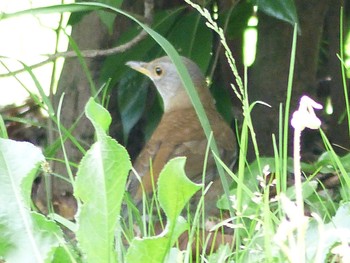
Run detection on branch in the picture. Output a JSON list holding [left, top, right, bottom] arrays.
[[49, 30, 148, 59], [0, 0, 154, 78]]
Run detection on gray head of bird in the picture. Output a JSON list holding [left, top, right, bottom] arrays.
[[126, 56, 214, 112]]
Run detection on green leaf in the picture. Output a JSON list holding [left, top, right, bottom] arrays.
[[126, 158, 197, 263], [285, 181, 318, 200], [166, 216, 189, 245], [210, 81, 234, 123], [158, 157, 201, 223], [126, 236, 170, 263], [85, 97, 112, 134], [223, 2, 254, 39], [117, 71, 148, 143], [143, 97, 163, 141], [315, 152, 350, 174], [256, 0, 299, 27], [125, 217, 188, 263], [0, 138, 62, 263], [75, 99, 131, 263], [52, 246, 79, 263]]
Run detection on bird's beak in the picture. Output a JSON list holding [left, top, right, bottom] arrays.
[[126, 61, 151, 77]]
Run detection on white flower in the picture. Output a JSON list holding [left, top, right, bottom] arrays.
[[291, 95, 323, 131]]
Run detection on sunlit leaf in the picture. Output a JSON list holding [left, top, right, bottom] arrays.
[[158, 157, 201, 222], [125, 157, 197, 263], [75, 99, 131, 263], [0, 139, 62, 263], [126, 236, 170, 263]]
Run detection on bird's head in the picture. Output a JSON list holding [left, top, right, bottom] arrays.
[[126, 56, 213, 112]]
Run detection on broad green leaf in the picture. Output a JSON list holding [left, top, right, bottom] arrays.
[[256, 0, 299, 28], [117, 71, 148, 143], [158, 157, 201, 223], [125, 217, 188, 263], [166, 216, 189, 245], [75, 99, 131, 263], [52, 245, 79, 263], [0, 138, 62, 263], [126, 158, 196, 263], [126, 236, 170, 263], [85, 97, 112, 135]]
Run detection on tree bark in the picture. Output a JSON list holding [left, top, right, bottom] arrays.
[[35, 12, 110, 218], [248, 0, 331, 159], [324, 0, 349, 154]]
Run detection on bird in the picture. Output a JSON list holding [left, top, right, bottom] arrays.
[[125, 56, 237, 218]]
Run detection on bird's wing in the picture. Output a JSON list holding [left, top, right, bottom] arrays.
[[171, 139, 213, 183], [127, 138, 175, 203], [127, 107, 236, 205]]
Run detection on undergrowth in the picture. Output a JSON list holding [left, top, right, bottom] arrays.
[[0, 2, 350, 263]]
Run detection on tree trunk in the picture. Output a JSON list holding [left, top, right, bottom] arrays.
[[325, 0, 349, 154], [248, 0, 331, 159], [35, 12, 110, 218]]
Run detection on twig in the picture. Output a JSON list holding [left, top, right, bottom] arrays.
[[49, 30, 148, 59], [0, 0, 154, 77]]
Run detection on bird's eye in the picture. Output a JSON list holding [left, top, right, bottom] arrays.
[[154, 66, 163, 76]]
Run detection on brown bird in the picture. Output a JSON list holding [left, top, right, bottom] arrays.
[[125, 56, 237, 217]]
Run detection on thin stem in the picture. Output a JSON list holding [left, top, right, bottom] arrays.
[[293, 127, 305, 263]]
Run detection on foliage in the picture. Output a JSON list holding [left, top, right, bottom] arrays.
[[74, 99, 131, 263], [0, 139, 62, 263], [0, 99, 201, 263], [0, 1, 350, 263], [254, 0, 299, 29], [126, 157, 200, 263], [1, 96, 350, 262]]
